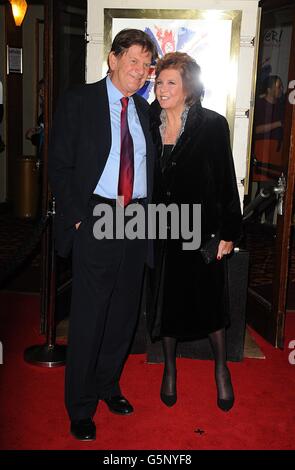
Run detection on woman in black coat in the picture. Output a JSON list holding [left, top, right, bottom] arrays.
[[149, 52, 242, 411]]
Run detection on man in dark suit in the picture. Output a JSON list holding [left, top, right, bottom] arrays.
[[48, 29, 157, 441]]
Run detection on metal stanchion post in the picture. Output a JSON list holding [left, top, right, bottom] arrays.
[[24, 197, 67, 367]]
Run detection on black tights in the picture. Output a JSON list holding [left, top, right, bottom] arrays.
[[161, 337, 177, 396], [208, 328, 233, 400], [161, 328, 233, 400]]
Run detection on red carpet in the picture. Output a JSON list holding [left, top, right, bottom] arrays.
[[0, 292, 295, 450]]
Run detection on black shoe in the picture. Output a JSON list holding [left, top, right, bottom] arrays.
[[70, 418, 96, 441], [215, 366, 235, 412], [160, 370, 177, 407], [160, 392, 177, 407], [217, 396, 235, 412], [104, 395, 134, 415]]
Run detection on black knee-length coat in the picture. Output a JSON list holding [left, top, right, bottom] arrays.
[[148, 100, 242, 340]]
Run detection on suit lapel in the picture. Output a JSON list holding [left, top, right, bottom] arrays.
[[88, 79, 112, 190]]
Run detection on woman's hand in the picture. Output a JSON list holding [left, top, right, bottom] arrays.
[[217, 240, 233, 260]]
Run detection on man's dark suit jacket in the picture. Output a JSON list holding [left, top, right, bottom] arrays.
[[48, 77, 155, 264]]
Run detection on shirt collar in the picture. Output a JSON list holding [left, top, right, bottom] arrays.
[[106, 75, 134, 106]]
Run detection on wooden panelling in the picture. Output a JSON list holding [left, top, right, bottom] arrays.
[[5, 3, 23, 203]]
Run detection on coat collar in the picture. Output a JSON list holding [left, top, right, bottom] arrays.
[[184, 101, 206, 136], [151, 99, 206, 161], [151, 100, 205, 136]]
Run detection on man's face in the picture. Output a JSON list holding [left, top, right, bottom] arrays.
[[109, 45, 152, 96], [269, 79, 283, 100], [274, 79, 283, 99]]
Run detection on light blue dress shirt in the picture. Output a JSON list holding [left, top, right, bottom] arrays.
[[93, 76, 147, 199]]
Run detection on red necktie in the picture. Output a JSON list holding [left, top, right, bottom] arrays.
[[118, 97, 134, 206]]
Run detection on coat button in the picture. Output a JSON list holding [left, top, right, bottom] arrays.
[[166, 191, 171, 196], [171, 162, 176, 166]]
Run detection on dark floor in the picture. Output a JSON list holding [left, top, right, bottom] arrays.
[[0, 207, 72, 299], [0, 209, 41, 292]]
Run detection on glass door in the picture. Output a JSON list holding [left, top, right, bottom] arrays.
[[244, 1, 295, 347]]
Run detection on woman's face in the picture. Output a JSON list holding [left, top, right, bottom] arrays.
[[155, 68, 186, 112]]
